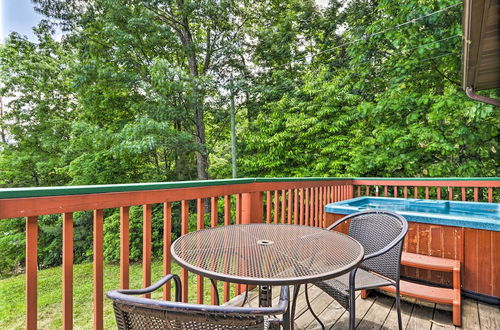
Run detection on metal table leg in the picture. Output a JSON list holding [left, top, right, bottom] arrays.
[[304, 284, 325, 330]]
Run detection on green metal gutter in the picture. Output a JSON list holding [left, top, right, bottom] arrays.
[[0, 177, 498, 200]]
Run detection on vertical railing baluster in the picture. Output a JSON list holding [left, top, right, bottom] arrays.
[[357, 186, 361, 197], [120, 207, 130, 290], [294, 189, 299, 224], [404, 186, 408, 198], [375, 185, 379, 197], [325, 186, 328, 224], [281, 190, 286, 224], [287, 189, 292, 224], [425, 187, 429, 199], [26, 216, 38, 330], [461, 187, 466, 201], [384, 186, 388, 197], [318, 187, 322, 227], [93, 210, 104, 330], [236, 194, 242, 224], [437, 187, 441, 200], [414, 186, 418, 198], [223, 196, 230, 302], [449, 187, 453, 200], [163, 202, 172, 301], [181, 200, 189, 302], [274, 190, 279, 224], [365, 186, 369, 196], [143, 204, 152, 298], [63, 212, 73, 330], [320, 187, 324, 226], [299, 188, 304, 225], [312, 188, 317, 225], [313, 188, 317, 226], [311, 187, 316, 225], [394, 186, 398, 198], [473, 188, 478, 202], [266, 191, 271, 224], [210, 197, 218, 305], [305, 188, 310, 226], [488, 187, 493, 203], [196, 199, 204, 304]]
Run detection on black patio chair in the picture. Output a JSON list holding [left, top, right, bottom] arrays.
[[107, 274, 291, 330], [313, 210, 408, 330]]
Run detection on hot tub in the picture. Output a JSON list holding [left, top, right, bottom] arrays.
[[325, 197, 500, 303]]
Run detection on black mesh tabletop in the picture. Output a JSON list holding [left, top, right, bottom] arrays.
[[171, 224, 364, 285]]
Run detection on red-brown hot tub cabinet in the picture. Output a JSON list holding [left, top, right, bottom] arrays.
[[325, 196, 500, 303], [326, 214, 499, 301]]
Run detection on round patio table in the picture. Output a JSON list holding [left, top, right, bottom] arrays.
[[171, 223, 364, 329]]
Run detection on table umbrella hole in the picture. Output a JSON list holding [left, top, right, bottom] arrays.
[[257, 240, 274, 246]]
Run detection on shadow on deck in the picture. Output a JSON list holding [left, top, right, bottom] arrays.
[[224, 285, 499, 329]]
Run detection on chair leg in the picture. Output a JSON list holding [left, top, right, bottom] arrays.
[[348, 295, 356, 330], [282, 291, 291, 330], [395, 285, 403, 330], [348, 271, 356, 330]]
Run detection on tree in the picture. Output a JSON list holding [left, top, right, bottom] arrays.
[[0, 22, 76, 187], [33, 0, 262, 181]]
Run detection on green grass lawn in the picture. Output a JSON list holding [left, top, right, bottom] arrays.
[[0, 261, 235, 329]]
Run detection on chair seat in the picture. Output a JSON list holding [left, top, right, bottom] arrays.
[[314, 269, 393, 308]]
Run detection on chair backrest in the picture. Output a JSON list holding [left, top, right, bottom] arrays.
[[107, 285, 289, 330], [346, 210, 408, 281], [112, 301, 265, 330]]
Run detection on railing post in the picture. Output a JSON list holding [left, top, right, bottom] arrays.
[[241, 192, 263, 224], [26, 216, 38, 330], [241, 192, 263, 293]]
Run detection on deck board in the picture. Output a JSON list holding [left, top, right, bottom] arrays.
[[477, 301, 500, 330], [356, 294, 394, 329], [463, 299, 481, 330], [381, 296, 415, 329], [225, 288, 495, 329]]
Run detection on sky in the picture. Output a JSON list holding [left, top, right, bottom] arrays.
[[1, 0, 46, 41]]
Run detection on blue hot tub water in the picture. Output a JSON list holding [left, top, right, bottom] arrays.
[[325, 197, 500, 231]]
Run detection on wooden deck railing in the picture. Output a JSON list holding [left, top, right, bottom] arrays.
[[351, 178, 498, 202], [0, 177, 498, 329]]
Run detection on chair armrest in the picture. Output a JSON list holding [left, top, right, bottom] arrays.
[[108, 274, 182, 302]]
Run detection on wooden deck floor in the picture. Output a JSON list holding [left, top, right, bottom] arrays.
[[225, 286, 499, 329]]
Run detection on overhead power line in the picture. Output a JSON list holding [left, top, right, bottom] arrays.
[[322, 2, 462, 55], [353, 34, 461, 66], [272, 2, 461, 69]]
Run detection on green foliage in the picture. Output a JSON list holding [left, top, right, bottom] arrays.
[[0, 22, 76, 187]]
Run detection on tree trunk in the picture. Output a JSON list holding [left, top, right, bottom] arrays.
[[176, 4, 209, 181]]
